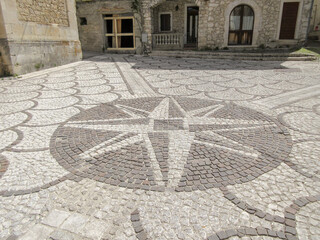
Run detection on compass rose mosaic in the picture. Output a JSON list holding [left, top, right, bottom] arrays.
[[50, 97, 292, 192]]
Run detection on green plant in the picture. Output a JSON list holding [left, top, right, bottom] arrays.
[[35, 63, 42, 70], [294, 47, 320, 59], [2, 69, 12, 77], [131, 0, 141, 12]]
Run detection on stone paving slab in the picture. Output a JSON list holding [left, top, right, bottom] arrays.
[[0, 54, 319, 240]]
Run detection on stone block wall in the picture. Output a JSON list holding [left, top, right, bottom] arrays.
[[141, 0, 201, 47], [296, 0, 313, 40], [8, 40, 82, 74], [0, 0, 82, 76], [0, 39, 12, 77], [309, 0, 320, 39], [312, 0, 320, 28], [195, 0, 312, 48], [16, 0, 69, 26], [200, 0, 269, 48], [0, 4, 12, 76], [8, 0, 310, 65], [142, 0, 312, 50], [76, 2, 105, 53], [152, 0, 195, 34]]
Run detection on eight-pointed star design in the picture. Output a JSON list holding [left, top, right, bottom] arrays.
[[51, 97, 291, 191]]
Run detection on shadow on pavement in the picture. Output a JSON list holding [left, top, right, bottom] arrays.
[[83, 53, 294, 71]]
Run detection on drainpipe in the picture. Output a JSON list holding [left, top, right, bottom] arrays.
[[305, 0, 315, 45]]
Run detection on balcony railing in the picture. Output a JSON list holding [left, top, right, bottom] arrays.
[[152, 33, 184, 49]]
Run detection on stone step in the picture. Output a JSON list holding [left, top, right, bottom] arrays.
[[150, 50, 318, 61]]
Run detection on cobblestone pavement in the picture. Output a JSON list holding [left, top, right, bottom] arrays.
[[0, 54, 319, 240]]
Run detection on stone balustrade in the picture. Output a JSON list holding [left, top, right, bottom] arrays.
[[152, 33, 184, 49]]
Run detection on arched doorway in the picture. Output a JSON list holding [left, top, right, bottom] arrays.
[[228, 5, 254, 45]]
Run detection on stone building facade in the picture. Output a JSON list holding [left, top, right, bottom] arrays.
[[309, 0, 320, 39], [0, 0, 82, 77], [76, 0, 142, 53], [76, 0, 313, 53]]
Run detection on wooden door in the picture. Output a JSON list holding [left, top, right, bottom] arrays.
[[279, 2, 299, 39], [187, 7, 199, 44]]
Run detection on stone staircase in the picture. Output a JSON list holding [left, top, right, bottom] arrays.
[[150, 50, 318, 61]]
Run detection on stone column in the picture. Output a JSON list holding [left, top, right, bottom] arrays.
[[300, 0, 313, 41], [142, 2, 153, 47], [197, 0, 209, 49], [142, 0, 168, 50]]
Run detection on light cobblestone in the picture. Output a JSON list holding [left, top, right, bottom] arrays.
[[0, 56, 319, 240]]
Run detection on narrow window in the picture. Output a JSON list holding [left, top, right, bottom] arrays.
[[160, 13, 171, 32], [228, 5, 254, 45], [105, 15, 113, 48], [80, 17, 87, 26]]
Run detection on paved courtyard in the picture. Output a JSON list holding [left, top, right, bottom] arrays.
[[0, 54, 320, 240]]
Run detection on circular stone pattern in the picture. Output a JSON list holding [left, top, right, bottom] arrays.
[[50, 97, 292, 192]]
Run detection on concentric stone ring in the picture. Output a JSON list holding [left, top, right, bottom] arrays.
[[50, 97, 292, 191]]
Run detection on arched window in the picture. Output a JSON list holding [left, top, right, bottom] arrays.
[[228, 5, 254, 45]]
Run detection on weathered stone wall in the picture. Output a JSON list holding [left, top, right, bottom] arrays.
[[193, 0, 312, 48], [0, 4, 5, 39], [152, 0, 195, 34], [312, 0, 320, 27], [77, 0, 313, 53], [0, 2, 12, 76], [0, 39, 12, 77], [297, 0, 314, 40], [0, 0, 82, 76], [76, 0, 142, 53], [7, 40, 82, 74], [143, 0, 313, 49], [2, 0, 79, 42], [202, 0, 269, 48], [16, 0, 69, 26], [309, 0, 320, 38], [142, 0, 201, 47]]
